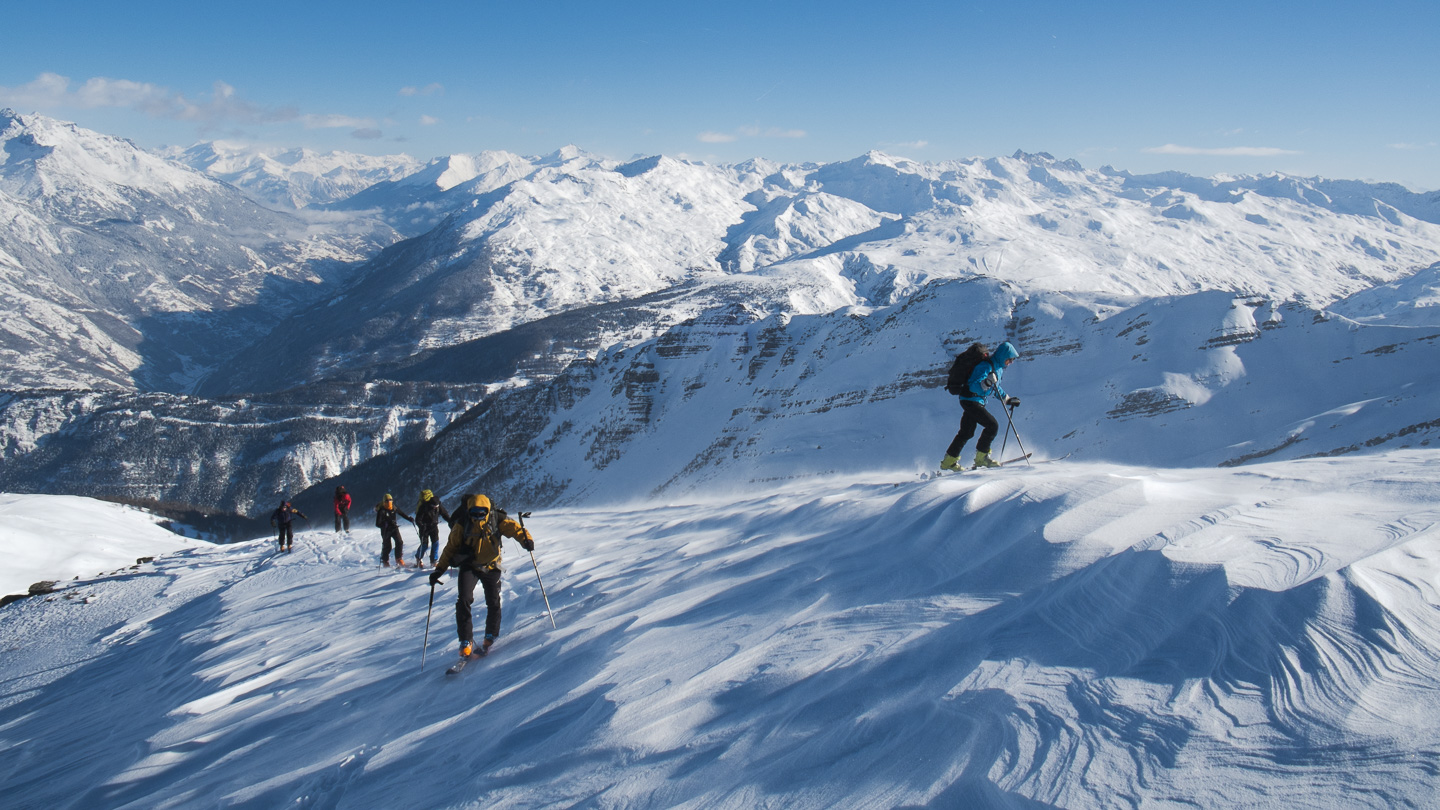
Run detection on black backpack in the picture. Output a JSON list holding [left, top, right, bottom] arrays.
[[453, 507, 508, 570], [945, 343, 989, 396]]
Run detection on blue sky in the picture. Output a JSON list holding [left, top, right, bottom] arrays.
[[4, 0, 1437, 188]]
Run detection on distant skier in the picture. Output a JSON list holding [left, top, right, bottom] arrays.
[[941, 341, 1022, 471], [334, 485, 352, 533], [375, 494, 416, 567], [270, 500, 308, 553], [428, 494, 534, 660], [412, 489, 451, 568]]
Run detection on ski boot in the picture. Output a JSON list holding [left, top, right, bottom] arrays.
[[974, 450, 1001, 469], [482, 635, 495, 654], [940, 454, 962, 471], [460, 640, 476, 658]]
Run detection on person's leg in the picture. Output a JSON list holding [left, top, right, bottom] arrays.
[[456, 568, 479, 646], [380, 528, 394, 564], [974, 405, 1000, 453], [480, 567, 504, 645], [946, 401, 983, 458]]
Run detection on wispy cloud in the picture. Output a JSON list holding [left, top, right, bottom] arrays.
[[419, 115, 441, 126], [737, 125, 807, 139], [0, 72, 398, 140], [399, 83, 444, 97], [0, 72, 297, 126], [1145, 144, 1300, 157], [698, 125, 807, 144], [300, 113, 376, 130], [1388, 142, 1436, 150]]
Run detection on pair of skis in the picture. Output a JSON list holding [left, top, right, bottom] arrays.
[[445, 647, 487, 675], [927, 453, 1031, 478]]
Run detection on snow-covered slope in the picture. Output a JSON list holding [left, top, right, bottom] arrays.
[[0, 110, 386, 391], [163, 141, 423, 210], [3, 451, 1439, 807], [0, 494, 202, 597], [325, 272, 1440, 510]]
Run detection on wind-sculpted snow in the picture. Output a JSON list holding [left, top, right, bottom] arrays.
[[3, 452, 1438, 807]]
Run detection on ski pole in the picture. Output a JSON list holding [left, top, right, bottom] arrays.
[[517, 512, 556, 629], [420, 582, 435, 672], [998, 402, 1011, 461], [420, 581, 436, 670], [1003, 403, 1032, 466]]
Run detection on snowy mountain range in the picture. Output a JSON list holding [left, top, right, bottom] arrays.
[[0, 110, 396, 392], [2, 109, 1439, 517], [160, 140, 422, 211], [5, 111, 1440, 808]]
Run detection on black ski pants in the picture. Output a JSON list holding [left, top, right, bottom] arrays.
[[334, 511, 349, 532], [947, 399, 999, 457], [416, 523, 441, 563], [380, 526, 404, 563], [276, 523, 294, 548], [456, 566, 503, 643]]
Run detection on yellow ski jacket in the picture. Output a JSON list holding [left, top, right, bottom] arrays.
[[434, 494, 531, 574]]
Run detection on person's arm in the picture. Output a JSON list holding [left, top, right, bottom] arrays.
[[500, 518, 534, 551], [430, 523, 464, 582]]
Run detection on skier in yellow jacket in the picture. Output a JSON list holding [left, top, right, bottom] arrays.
[[428, 494, 533, 659]]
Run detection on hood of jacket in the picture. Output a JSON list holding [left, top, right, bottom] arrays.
[[992, 341, 1020, 366]]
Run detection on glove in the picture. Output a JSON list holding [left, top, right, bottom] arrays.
[[1004, 396, 1021, 408], [428, 570, 443, 586], [519, 532, 535, 552]]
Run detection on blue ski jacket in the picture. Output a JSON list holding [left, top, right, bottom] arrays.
[[959, 341, 1020, 405]]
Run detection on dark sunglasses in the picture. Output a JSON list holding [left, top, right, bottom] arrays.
[[469, 506, 490, 520]]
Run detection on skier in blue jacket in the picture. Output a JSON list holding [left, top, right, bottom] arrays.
[[941, 341, 1021, 470]]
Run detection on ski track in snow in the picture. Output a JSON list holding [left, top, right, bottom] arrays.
[[3, 452, 1440, 808]]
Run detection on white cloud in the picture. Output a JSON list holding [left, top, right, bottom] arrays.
[[1145, 144, 1300, 157], [0, 72, 71, 108], [399, 83, 444, 97], [301, 113, 375, 130], [700, 125, 807, 144], [0, 72, 296, 126], [419, 114, 441, 126], [738, 125, 807, 139], [1388, 142, 1437, 150]]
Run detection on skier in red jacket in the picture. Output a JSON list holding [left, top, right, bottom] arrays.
[[334, 485, 352, 533]]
